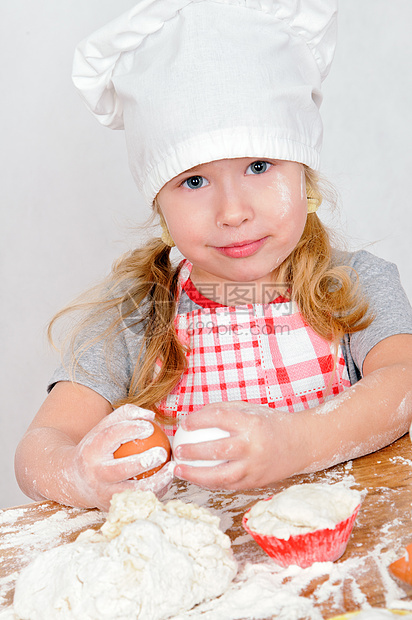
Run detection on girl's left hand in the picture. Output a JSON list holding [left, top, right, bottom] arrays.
[[173, 401, 301, 489]]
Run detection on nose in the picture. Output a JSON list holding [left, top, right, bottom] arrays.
[[216, 184, 253, 228]]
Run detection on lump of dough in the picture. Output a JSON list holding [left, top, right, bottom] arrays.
[[12, 490, 238, 620], [246, 483, 361, 539]]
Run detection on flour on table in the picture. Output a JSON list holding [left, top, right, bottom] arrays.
[[246, 483, 361, 538], [173, 562, 326, 620], [10, 491, 237, 620], [0, 504, 105, 609]]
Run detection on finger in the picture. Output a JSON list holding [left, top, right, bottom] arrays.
[[107, 420, 156, 451], [176, 457, 255, 490], [83, 420, 155, 454], [174, 436, 239, 463], [174, 460, 239, 490], [112, 403, 156, 422], [181, 404, 240, 432], [101, 446, 170, 482], [92, 404, 156, 434]]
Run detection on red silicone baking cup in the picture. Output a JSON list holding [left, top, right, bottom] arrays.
[[242, 501, 360, 569]]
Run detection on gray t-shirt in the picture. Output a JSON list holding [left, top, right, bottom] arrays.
[[48, 250, 412, 404]]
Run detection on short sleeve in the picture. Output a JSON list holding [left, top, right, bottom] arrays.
[[48, 310, 145, 406], [343, 250, 412, 377]]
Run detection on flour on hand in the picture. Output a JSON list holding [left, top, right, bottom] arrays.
[[11, 490, 237, 620]]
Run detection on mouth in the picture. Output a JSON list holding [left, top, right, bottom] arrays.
[[213, 237, 268, 259]]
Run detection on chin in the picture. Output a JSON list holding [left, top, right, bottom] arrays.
[[224, 266, 274, 283]]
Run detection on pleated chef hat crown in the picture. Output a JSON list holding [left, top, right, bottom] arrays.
[[73, 0, 337, 205]]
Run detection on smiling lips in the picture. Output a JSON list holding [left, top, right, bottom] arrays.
[[214, 237, 268, 259]]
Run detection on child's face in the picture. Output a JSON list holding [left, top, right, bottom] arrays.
[[157, 158, 307, 287]]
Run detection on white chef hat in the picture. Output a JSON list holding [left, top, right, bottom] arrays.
[[73, 0, 337, 205]]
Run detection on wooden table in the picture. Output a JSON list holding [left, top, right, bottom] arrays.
[[2, 435, 412, 618]]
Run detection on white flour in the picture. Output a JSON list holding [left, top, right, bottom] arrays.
[[0, 504, 105, 608], [170, 473, 409, 619], [172, 550, 407, 620], [8, 491, 237, 620], [0, 509, 104, 555], [1, 466, 411, 619], [174, 562, 325, 620]]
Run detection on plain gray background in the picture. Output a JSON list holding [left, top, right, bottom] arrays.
[[1, 0, 411, 508]]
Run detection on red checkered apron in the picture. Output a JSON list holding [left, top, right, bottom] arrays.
[[158, 261, 350, 434]]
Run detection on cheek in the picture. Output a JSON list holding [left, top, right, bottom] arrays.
[[273, 198, 307, 251], [166, 211, 210, 257], [291, 199, 308, 229], [168, 212, 203, 241], [267, 174, 306, 222], [268, 180, 293, 220], [290, 198, 308, 236], [269, 187, 307, 227], [162, 206, 195, 235]]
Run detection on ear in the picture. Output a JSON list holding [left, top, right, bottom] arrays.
[[159, 215, 175, 248], [306, 175, 323, 213]]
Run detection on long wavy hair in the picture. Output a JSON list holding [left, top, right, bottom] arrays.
[[49, 166, 373, 423]]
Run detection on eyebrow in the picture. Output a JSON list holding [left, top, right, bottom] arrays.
[[177, 165, 204, 178]]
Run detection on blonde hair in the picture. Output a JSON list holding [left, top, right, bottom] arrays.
[[49, 166, 372, 423]]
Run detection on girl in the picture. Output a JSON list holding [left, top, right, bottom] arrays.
[[15, 0, 412, 511]]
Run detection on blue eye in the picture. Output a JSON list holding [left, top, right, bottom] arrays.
[[182, 176, 209, 189], [246, 161, 272, 175]]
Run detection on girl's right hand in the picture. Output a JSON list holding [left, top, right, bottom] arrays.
[[68, 404, 175, 511]]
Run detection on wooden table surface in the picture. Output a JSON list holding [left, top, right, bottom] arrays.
[[2, 435, 412, 618]]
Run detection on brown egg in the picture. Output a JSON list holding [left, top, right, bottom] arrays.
[[114, 422, 171, 479]]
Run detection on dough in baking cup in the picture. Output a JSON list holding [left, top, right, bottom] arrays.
[[243, 483, 361, 568]]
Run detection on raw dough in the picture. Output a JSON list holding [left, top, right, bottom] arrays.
[[246, 483, 361, 539], [11, 490, 237, 620]]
